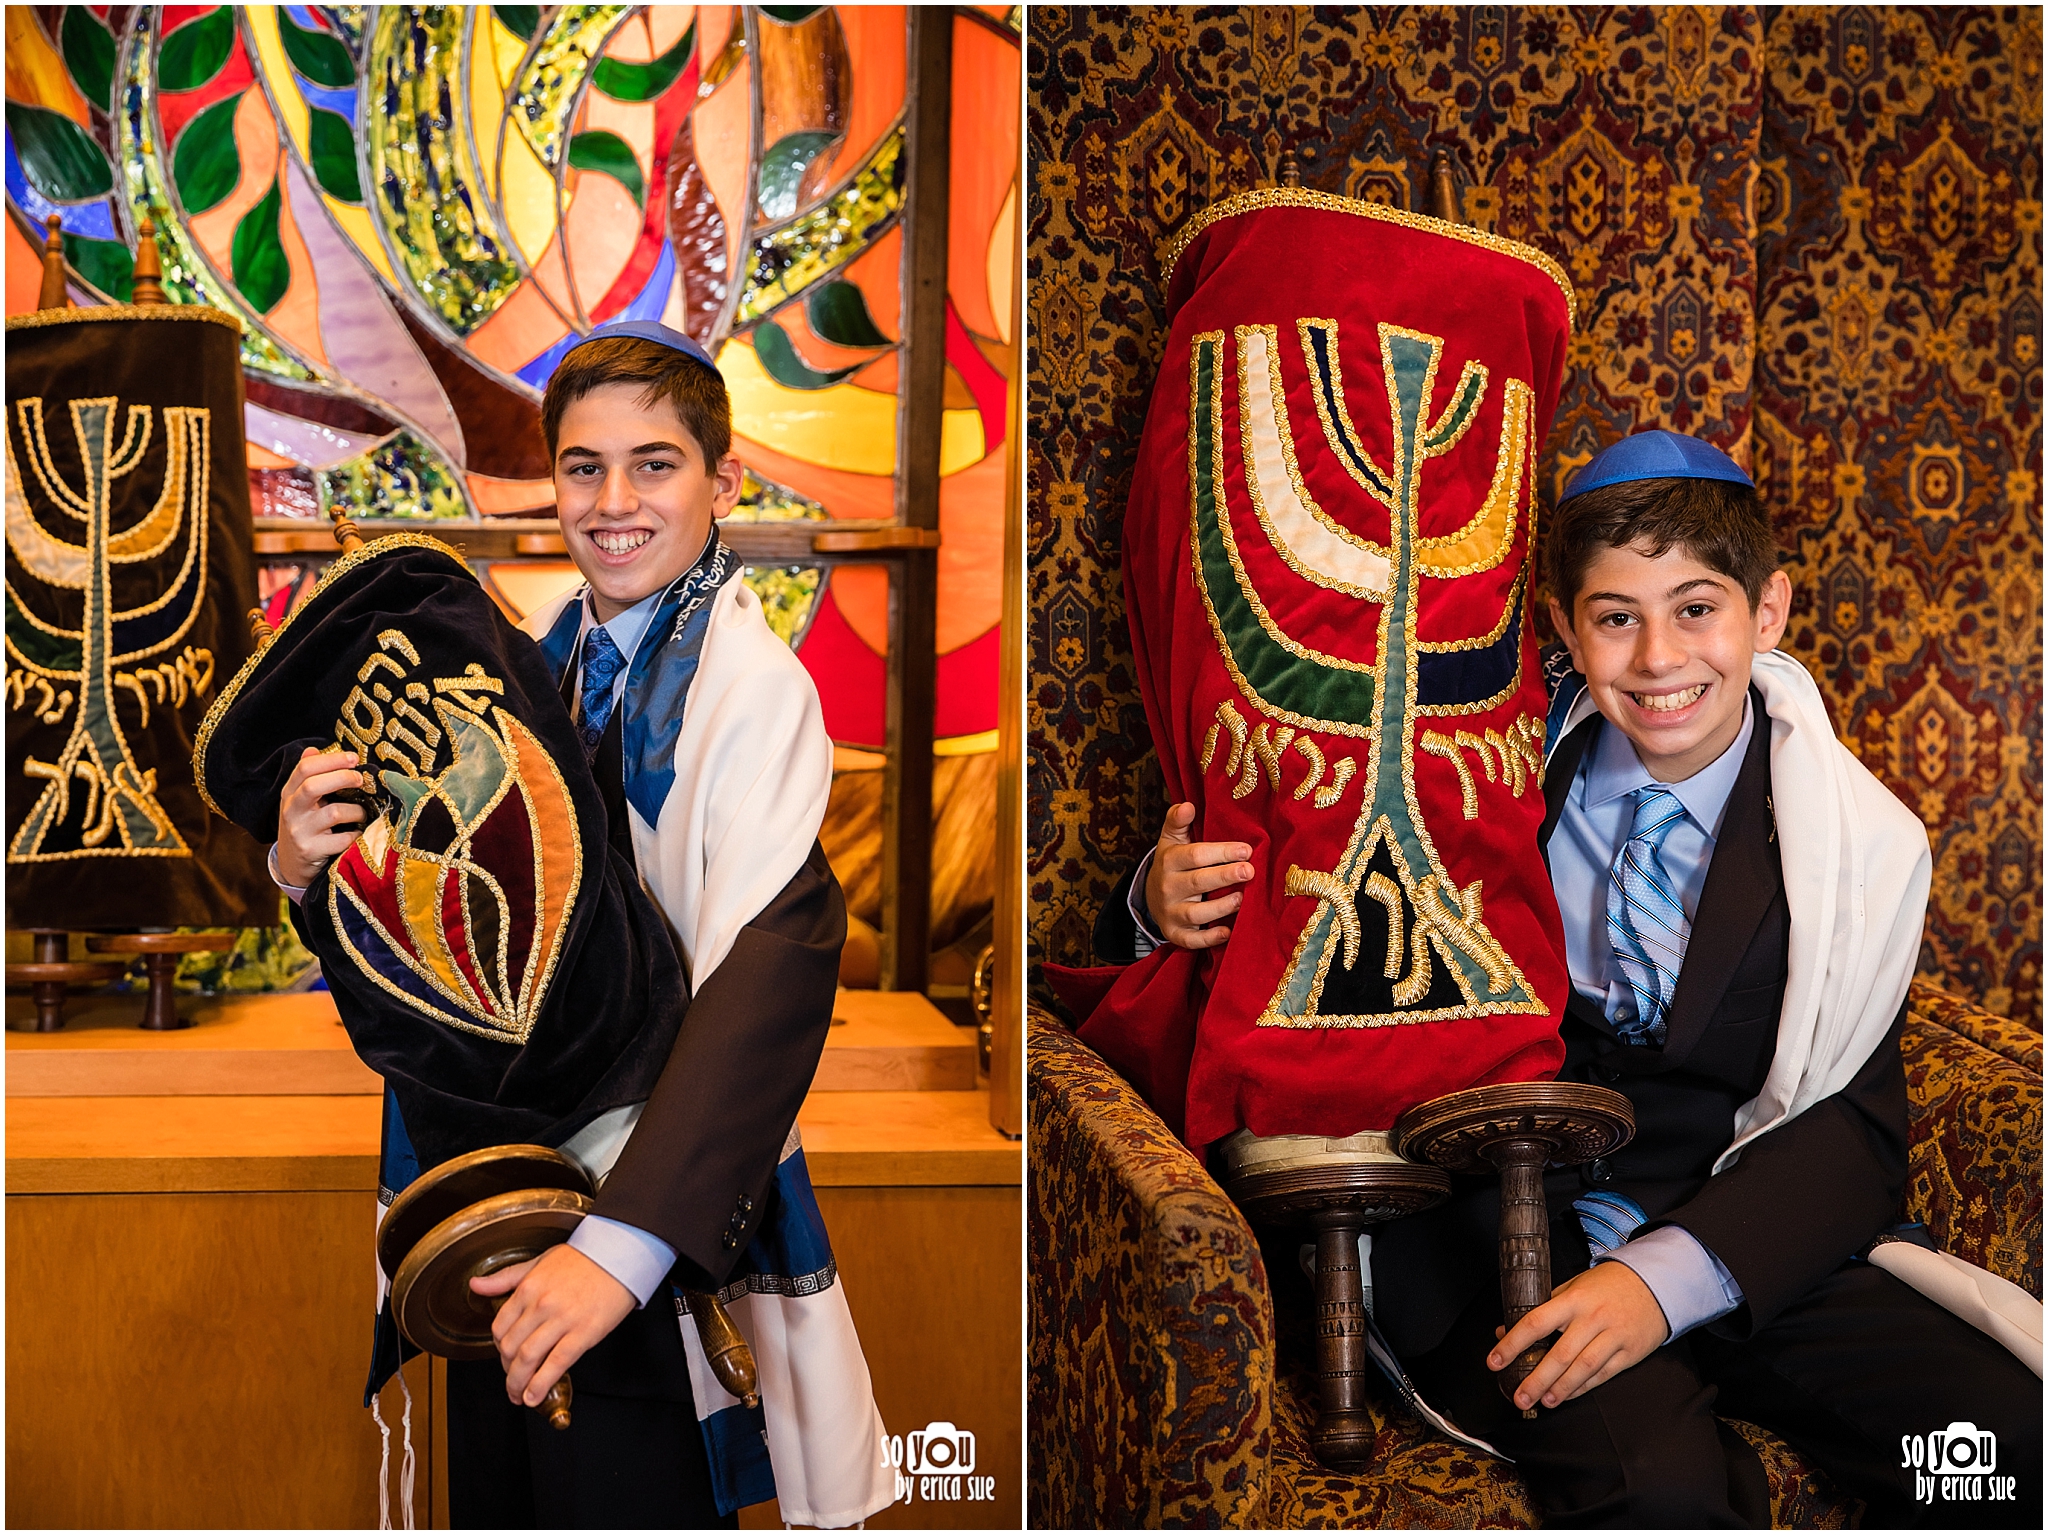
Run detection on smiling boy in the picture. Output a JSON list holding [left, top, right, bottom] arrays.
[[1112, 430, 2039, 1526], [274, 320, 891, 1529]]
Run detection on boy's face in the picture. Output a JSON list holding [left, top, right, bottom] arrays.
[[1549, 540, 1791, 783], [552, 382, 742, 623]]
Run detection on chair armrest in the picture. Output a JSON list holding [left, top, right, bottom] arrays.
[[1029, 1008, 1274, 1528], [1900, 981, 2042, 1297]]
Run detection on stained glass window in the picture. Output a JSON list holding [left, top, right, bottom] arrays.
[[5, 3, 1019, 750]]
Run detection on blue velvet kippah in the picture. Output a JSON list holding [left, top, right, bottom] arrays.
[[562, 318, 720, 375], [1562, 428, 1753, 499]]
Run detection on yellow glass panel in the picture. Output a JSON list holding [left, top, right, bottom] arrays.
[[721, 339, 986, 478], [468, 9, 507, 204], [500, 125, 561, 268], [492, 12, 529, 90], [244, 7, 309, 155], [5, 10, 88, 127]]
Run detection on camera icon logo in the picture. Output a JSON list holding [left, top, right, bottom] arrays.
[[1929, 1422, 1996, 1474], [907, 1421, 976, 1475]]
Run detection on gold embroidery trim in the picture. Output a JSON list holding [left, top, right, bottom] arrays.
[[5, 303, 242, 334], [1160, 187, 1576, 329], [193, 533, 479, 818]]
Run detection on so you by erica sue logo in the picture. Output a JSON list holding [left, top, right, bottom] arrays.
[[883, 1420, 997, 1505], [1903, 1423, 2018, 1507]]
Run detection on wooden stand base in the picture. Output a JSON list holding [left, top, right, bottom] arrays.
[[1219, 1131, 1450, 1471], [1393, 1082, 1634, 1413], [84, 933, 236, 1030], [6, 932, 125, 1032]]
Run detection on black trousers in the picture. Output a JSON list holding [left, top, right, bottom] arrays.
[[445, 1290, 734, 1530], [1402, 1259, 2042, 1529]]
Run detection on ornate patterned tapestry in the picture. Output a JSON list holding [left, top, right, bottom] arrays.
[[1027, 5, 2040, 1023]]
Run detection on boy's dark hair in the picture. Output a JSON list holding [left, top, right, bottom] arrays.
[[1547, 475, 1780, 614], [540, 336, 732, 470]]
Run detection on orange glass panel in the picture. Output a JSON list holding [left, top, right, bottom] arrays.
[[698, 5, 737, 68], [693, 57, 752, 289], [935, 443, 1007, 653], [562, 166, 644, 326], [819, 6, 906, 186], [486, 561, 585, 620], [946, 16, 1020, 340], [267, 170, 328, 368], [246, 441, 295, 470], [839, 223, 902, 346], [729, 433, 895, 522], [5, 10, 88, 128], [986, 181, 1016, 345], [7, 213, 45, 316], [186, 88, 282, 278], [466, 474, 556, 516], [830, 564, 890, 655], [467, 276, 573, 375], [852, 351, 898, 394], [769, 302, 893, 374], [647, 6, 695, 56]]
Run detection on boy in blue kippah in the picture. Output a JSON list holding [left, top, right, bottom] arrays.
[[276, 321, 893, 1529], [1111, 430, 2040, 1527]]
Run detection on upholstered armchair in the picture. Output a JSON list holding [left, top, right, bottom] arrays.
[[1028, 980, 2042, 1528]]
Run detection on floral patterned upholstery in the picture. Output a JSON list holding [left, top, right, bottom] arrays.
[[1029, 980, 2041, 1528]]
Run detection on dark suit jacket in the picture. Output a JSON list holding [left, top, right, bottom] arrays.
[[1371, 690, 1911, 1357], [570, 662, 844, 1293]]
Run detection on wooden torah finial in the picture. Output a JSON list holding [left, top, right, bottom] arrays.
[[247, 605, 277, 649], [131, 214, 167, 304], [1429, 146, 1462, 225], [37, 214, 69, 310], [329, 506, 366, 554]]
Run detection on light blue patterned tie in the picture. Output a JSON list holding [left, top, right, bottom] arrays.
[[1574, 1191, 1649, 1258], [1606, 784, 1691, 1047], [578, 624, 624, 760]]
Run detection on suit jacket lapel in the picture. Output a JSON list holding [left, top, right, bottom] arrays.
[[1654, 688, 1781, 1067], [1540, 712, 1599, 849]]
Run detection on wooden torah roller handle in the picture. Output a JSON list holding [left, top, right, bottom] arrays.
[[383, 1148, 597, 1433], [681, 1289, 761, 1408]]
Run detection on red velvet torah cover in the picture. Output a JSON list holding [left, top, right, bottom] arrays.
[[1079, 191, 1575, 1154]]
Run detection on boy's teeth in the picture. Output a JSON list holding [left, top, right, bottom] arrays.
[[592, 529, 650, 554], [1634, 683, 1706, 713]]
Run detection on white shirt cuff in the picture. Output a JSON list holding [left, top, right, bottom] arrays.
[[569, 1214, 679, 1308], [1599, 1223, 1744, 1340], [267, 841, 308, 905], [1126, 846, 1163, 954]]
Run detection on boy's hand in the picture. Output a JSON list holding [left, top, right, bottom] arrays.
[[1145, 802, 1254, 950], [472, 1244, 636, 1408], [276, 746, 370, 887], [1486, 1261, 1670, 1410]]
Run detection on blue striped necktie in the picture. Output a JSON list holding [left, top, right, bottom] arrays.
[[1606, 784, 1691, 1047], [578, 624, 624, 761]]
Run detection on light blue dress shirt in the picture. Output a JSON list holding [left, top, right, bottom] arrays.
[[1547, 700, 1754, 1339], [562, 585, 679, 1306]]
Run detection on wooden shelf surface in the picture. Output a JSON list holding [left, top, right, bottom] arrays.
[[7, 1088, 1016, 1196], [7, 988, 977, 1096]]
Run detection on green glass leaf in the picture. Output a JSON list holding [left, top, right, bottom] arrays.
[[761, 6, 824, 23], [4, 103, 115, 201], [307, 105, 362, 203], [805, 280, 891, 349], [62, 233, 135, 302], [492, 6, 541, 42], [157, 8, 237, 93], [171, 95, 241, 215], [279, 10, 355, 89], [592, 20, 695, 102], [231, 178, 290, 314], [751, 319, 861, 391], [566, 130, 644, 211], [758, 129, 841, 221], [61, 8, 117, 114]]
